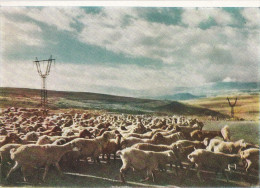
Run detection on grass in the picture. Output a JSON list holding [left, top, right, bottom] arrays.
[[0, 87, 227, 118], [183, 93, 259, 121]]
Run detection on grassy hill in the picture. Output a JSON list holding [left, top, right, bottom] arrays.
[[183, 93, 259, 121], [0, 87, 228, 118]]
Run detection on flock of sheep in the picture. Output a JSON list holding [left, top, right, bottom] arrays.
[[0, 107, 259, 186]]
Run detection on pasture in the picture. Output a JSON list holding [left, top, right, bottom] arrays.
[[183, 93, 259, 121]]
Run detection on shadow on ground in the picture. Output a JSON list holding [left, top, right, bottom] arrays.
[[1, 159, 259, 187]]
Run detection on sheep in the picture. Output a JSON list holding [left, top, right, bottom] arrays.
[[190, 130, 223, 141], [117, 148, 178, 183], [221, 125, 231, 141], [152, 132, 185, 145], [0, 133, 19, 147], [22, 131, 40, 142], [102, 134, 122, 162], [174, 139, 207, 150], [69, 131, 114, 164], [36, 135, 52, 145], [187, 149, 242, 182], [214, 139, 247, 154], [131, 143, 181, 172], [240, 148, 259, 173], [0, 144, 22, 180], [206, 138, 223, 151], [6, 142, 79, 182]]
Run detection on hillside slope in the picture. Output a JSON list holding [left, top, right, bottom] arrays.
[[0, 87, 228, 118]]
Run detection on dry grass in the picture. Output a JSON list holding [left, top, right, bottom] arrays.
[[183, 94, 259, 121]]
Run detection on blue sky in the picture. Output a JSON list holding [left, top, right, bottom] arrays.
[[0, 7, 259, 97]]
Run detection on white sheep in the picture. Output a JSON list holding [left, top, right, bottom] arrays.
[[117, 148, 177, 183], [214, 139, 247, 154], [6, 142, 79, 182], [188, 149, 242, 182]]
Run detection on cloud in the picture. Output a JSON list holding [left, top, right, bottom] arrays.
[[0, 16, 43, 49], [241, 8, 260, 28], [0, 7, 259, 97], [182, 8, 233, 27], [1, 7, 85, 32], [0, 60, 206, 97]]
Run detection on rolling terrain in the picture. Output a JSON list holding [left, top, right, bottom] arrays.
[[183, 93, 259, 121], [0, 87, 228, 118]]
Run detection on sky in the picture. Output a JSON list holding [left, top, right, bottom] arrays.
[[0, 7, 259, 98]]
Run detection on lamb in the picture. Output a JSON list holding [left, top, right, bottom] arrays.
[[187, 149, 242, 182], [102, 134, 122, 161], [6, 142, 79, 182], [117, 148, 178, 183], [240, 148, 259, 173], [214, 139, 247, 154]]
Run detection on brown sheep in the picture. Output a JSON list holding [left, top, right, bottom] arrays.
[[102, 134, 122, 162], [190, 130, 223, 141]]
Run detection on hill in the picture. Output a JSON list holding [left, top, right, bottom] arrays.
[[0, 87, 228, 118], [157, 93, 205, 101]]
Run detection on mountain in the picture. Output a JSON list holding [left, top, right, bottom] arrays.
[[157, 93, 205, 101], [160, 82, 259, 97], [0, 87, 228, 118]]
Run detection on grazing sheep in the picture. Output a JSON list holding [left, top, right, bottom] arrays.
[[187, 149, 242, 182], [214, 139, 247, 154], [6, 142, 79, 182], [117, 148, 177, 183]]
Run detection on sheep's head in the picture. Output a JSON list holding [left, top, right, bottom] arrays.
[[51, 126, 62, 132], [54, 138, 67, 145], [239, 139, 247, 148], [174, 125, 181, 132], [177, 132, 185, 140], [120, 139, 127, 149], [203, 137, 210, 147], [102, 131, 113, 141], [152, 132, 164, 142], [79, 129, 93, 138]]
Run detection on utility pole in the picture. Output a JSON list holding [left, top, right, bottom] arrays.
[[33, 55, 55, 115], [227, 97, 237, 119]]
